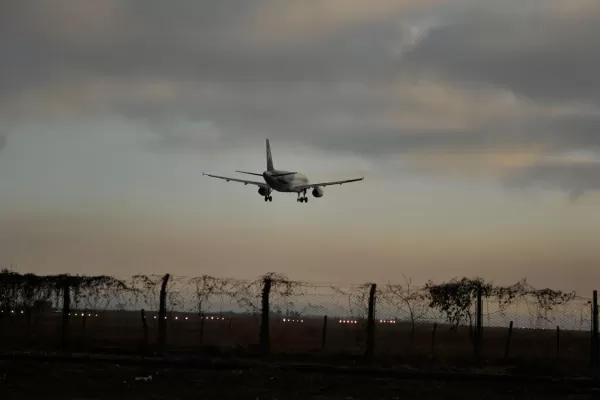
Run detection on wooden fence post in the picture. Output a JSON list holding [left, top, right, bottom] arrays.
[[26, 307, 33, 343], [556, 326, 560, 359], [430, 322, 438, 359], [592, 290, 599, 368], [259, 277, 272, 356], [321, 315, 328, 351], [140, 309, 148, 355], [61, 278, 71, 352], [199, 313, 205, 346], [474, 287, 483, 365], [504, 321, 513, 359], [365, 283, 377, 359], [157, 273, 170, 353], [81, 309, 88, 336]]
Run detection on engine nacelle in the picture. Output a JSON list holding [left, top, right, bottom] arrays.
[[312, 187, 324, 198], [258, 187, 269, 196]]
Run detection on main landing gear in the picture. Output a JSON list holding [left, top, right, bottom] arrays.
[[264, 195, 273, 202], [297, 190, 308, 203]]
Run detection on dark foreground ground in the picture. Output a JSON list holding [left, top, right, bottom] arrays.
[[1, 358, 599, 400]]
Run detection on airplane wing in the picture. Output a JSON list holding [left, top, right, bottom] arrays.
[[293, 177, 364, 191], [202, 172, 268, 188]]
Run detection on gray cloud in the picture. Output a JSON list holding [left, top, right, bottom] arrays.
[[2, 0, 600, 197], [0, 0, 421, 88], [505, 160, 600, 200], [403, 3, 600, 104]]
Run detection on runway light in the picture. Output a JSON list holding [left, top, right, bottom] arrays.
[[175, 316, 179, 320], [154, 316, 157, 319], [21, 310, 24, 314], [185, 317, 188, 320]]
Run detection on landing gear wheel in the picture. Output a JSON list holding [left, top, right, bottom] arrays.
[[268, 196, 273, 202], [298, 190, 308, 203]]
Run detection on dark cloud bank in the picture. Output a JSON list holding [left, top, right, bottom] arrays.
[[2, 0, 600, 198]]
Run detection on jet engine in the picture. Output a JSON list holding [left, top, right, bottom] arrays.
[[312, 187, 324, 198], [258, 187, 269, 196]]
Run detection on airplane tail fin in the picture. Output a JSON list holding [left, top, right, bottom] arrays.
[[266, 138, 275, 172]]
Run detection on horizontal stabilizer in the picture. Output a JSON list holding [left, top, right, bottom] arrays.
[[235, 170, 263, 177], [271, 172, 297, 177]]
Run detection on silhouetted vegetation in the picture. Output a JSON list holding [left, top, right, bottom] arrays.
[[0, 269, 597, 374]]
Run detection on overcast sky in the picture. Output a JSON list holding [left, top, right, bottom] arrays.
[[1, 0, 599, 291]]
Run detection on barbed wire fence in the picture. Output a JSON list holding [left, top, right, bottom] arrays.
[[0, 269, 598, 368]]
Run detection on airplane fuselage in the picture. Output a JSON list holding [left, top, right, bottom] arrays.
[[263, 170, 309, 192]]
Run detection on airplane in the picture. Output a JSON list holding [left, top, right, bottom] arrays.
[[202, 139, 364, 203]]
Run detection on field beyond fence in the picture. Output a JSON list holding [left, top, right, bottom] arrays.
[[0, 270, 598, 372]]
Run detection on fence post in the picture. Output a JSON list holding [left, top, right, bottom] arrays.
[[504, 321, 513, 359], [556, 326, 560, 359], [199, 312, 205, 346], [430, 322, 437, 359], [259, 277, 272, 356], [592, 290, 599, 368], [475, 288, 483, 365], [474, 287, 483, 366], [26, 307, 33, 343], [157, 273, 170, 353], [365, 283, 377, 360], [61, 278, 71, 352], [81, 308, 88, 343], [321, 315, 328, 351], [140, 309, 148, 355], [81, 309, 88, 331]]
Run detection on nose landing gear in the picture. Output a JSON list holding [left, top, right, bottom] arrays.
[[264, 195, 273, 202]]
